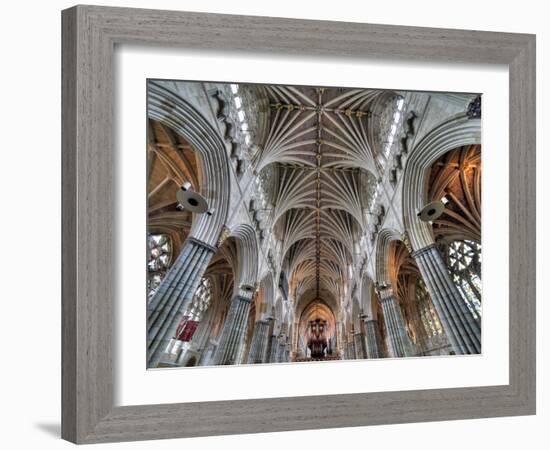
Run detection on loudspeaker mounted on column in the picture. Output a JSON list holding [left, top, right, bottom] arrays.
[[417, 200, 445, 222], [241, 284, 255, 294], [176, 181, 210, 214]]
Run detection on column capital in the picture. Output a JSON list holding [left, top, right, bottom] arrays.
[[256, 319, 270, 326], [378, 286, 395, 301], [233, 294, 254, 304], [187, 236, 218, 253], [237, 284, 256, 299], [410, 243, 438, 259]]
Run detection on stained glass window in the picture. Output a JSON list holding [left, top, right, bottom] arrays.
[[446, 240, 482, 320], [147, 234, 172, 300]]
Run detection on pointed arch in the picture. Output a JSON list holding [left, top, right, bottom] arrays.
[[228, 223, 259, 294], [375, 228, 403, 286], [148, 81, 231, 247], [257, 272, 276, 317], [402, 114, 481, 250], [360, 273, 377, 320]]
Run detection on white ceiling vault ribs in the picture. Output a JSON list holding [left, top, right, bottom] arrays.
[[269, 167, 317, 225], [253, 85, 384, 304], [277, 209, 317, 261], [320, 209, 357, 258], [284, 238, 317, 278], [321, 170, 366, 228], [293, 259, 318, 300], [252, 97, 317, 171], [321, 239, 349, 283], [322, 108, 377, 173], [314, 87, 324, 299]]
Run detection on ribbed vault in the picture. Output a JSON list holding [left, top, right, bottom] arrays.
[[256, 86, 389, 310]]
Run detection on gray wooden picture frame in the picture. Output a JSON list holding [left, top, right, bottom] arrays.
[[61, 4, 536, 444]]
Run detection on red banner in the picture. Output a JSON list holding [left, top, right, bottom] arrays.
[[175, 316, 199, 342]]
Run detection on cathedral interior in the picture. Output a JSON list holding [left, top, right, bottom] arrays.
[[146, 80, 482, 368]]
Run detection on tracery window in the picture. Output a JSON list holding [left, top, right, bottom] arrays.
[[147, 234, 172, 300], [416, 278, 443, 337], [186, 277, 213, 321], [446, 240, 482, 320]]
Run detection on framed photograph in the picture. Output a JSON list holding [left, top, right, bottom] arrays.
[[62, 5, 536, 444]]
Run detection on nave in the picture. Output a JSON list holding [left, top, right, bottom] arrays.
[[146, 81, 482, 367]]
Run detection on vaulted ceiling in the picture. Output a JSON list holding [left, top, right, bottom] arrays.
[[246, 85, 402, 312]]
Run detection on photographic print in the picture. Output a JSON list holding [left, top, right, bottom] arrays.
[[146, 80, 482, 369]]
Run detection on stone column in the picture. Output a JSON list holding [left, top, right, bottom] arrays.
[[267, 334, 278, 363], [147, 237, 217, 368], [354, 333, 367, 359], [211, 293, 254, 365], [364, 319, 382, 358], [335, 322, 342, 354], [291, 321, 299, 358], [247, 320, 270, 364], [379, 288, 414, 358], [199, 338, 218, 366], [262, 319, 275, 362], [346, 340, 356, 359], [412, 244, 481, 354], [340, 344, 346, 359], [276, 340, 285, 363]]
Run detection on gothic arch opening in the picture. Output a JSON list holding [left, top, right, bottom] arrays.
[[429, 144, 483, 320], [156, 236, 236, 367], [297, 299, 338, 361], [146, 119, 201, 300], [387, 240, 449, 356]]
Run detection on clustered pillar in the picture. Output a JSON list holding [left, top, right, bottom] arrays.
[[379, 288, 414, 358], [247, 320, 270, 364], [147, 237, 217, 368], [412, 244, 481, 355], [267, 334, 278, 363], [354, 332, 367, 359], [275, 338, 286, 363], [346, 340, 356, 359], [364, 319, 381, 358], [211, 290, 254, 365]]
